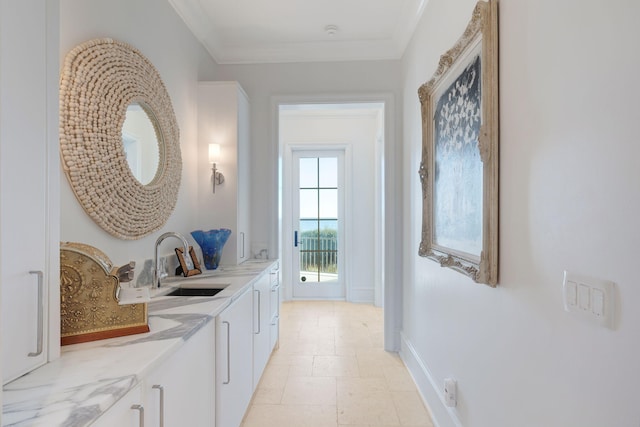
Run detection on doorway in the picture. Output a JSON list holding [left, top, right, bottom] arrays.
[[279, 102, 384, 304]]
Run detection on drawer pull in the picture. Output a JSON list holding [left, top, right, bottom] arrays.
[[223, 320, 231, 384], [131, 404, 144, 426], [152, 384, 165, 427], [255, 289, 261, 335]]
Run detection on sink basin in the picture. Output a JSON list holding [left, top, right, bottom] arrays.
[[164, 280, 231, 297], [165, 288, 223, 297], [179, 279, 231, 288]]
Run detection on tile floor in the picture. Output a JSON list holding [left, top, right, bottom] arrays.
[[241, 301, 434, 427]]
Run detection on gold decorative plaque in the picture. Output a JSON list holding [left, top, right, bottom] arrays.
[[60, 242, 149, 345]]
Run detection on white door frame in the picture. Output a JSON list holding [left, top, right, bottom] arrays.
[[288, 145, 349, 300], [271, 93, 401, 351]]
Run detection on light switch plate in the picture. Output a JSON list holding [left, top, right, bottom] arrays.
[[563, 271, 615, 329]]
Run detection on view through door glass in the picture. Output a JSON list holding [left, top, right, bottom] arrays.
[[299, 157, 339, 283]]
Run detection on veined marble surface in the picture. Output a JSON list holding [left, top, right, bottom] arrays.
[[2, 259, 277, 426]]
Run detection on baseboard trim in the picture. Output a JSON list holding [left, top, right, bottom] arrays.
[[349, 286, 375, 304], [399, 332, 463, 427]]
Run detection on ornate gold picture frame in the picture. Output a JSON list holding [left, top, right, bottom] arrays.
[[418, 0, 498, 286]]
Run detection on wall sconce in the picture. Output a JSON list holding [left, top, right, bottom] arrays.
[[208, 143, 225, 193]]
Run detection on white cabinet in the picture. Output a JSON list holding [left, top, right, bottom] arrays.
[[197, 81, 251, 265], [269, 265, 281, 352], [91, 384, 144, 427], [93, 321, 215, 427], [144, 321, 215, 427], [253, 272, 271, 387], [0, 0, 60, 384], [216, 287, 254, 427], [237, 87, 250, 264]]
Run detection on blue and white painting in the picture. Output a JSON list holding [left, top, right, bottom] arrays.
[[433, 54, 483, 256]]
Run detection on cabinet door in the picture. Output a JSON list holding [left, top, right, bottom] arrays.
[[91, 384, 143, 427], [197, 82, 250, 266], [0, 0, 51, 384], [145, 321, 215, 427], [236, 89, 250, 263], [216, 288, 253, 427], [253, 273, 271, 387]]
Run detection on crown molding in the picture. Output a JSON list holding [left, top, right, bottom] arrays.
[[169, 0, 426, 64]]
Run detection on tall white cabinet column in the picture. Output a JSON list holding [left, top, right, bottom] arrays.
[[197, 82, 250, 265], [0, 0, 60, 385]]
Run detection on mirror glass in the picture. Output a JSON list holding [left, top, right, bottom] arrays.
[[122, 102, 161, 185]]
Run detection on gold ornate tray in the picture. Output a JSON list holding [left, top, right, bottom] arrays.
[[60, 242, 149, 345]]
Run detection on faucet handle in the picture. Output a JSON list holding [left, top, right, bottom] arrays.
[[114, 261, 136, 283]]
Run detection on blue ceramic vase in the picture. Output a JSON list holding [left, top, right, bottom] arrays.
[[190, 229, 232, 270]]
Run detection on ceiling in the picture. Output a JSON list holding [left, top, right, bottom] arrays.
[[168, 0, 427, 64]]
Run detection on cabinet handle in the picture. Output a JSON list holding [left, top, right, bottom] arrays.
[[272, 284, 281, 318], [240, 232, 245, 258], [223, 320, 231, 384], [152, 384, 164, 427], [131, 404, 145, 426], [28, 270, 44, 357], [254, 289, 261, 335]]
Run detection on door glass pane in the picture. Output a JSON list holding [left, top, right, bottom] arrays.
[[299, 189, 318, 219], [299, 219, 317, 234], [318, 219, 338, 278], [299, 158, 318, 187], [319, 189, 337, 218], [318, 157, 337, 187]]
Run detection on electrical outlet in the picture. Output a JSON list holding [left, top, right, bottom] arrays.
[[444, 378, 457, 407]]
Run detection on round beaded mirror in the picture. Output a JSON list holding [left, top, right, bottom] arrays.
[[60, 38, 182, 239]]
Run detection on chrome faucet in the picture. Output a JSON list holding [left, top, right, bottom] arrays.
[[153, 232, 190, 288]]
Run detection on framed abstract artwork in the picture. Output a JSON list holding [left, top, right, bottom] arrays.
[[418, 0, 499, 286]]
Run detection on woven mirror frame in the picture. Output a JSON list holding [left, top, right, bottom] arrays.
[[60, 38, 182, 239]]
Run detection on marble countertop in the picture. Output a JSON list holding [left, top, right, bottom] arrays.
[[2, 259, 277, 427]]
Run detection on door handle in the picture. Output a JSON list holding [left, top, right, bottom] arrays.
[[294, 231, 298, 247]]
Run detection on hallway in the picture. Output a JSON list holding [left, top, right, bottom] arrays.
[[242, 301, 434, 427]]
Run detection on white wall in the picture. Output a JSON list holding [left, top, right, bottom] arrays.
[[401, 0, 640, 426], [59, 0, 218, 279]]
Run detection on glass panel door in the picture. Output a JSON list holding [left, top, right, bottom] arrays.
[[292, 150, 344, 299]]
